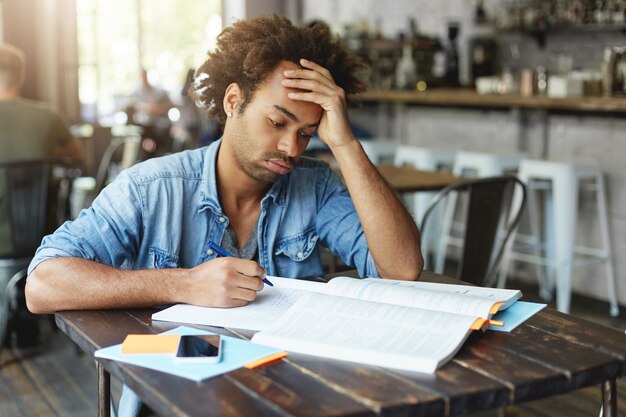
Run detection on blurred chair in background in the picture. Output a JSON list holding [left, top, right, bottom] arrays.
[[70, 128, 143, 219], [0, 160, 50, 355], [434, 150, 526, 274], [420, 175, 526, 287]]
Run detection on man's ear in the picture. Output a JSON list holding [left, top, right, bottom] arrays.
[[223, 83, 242, 115]]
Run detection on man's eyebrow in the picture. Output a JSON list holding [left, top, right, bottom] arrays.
[[273, 105, 319, 128]]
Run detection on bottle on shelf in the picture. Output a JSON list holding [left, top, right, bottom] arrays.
[[444, 22, 460, 86], [395, 42, 417, 90], [536, 66, 548, 95]]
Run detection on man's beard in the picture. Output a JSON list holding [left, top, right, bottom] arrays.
[[231, 118, 296, 183]]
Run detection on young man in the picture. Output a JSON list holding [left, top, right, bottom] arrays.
[[26, 15, 422, 314]]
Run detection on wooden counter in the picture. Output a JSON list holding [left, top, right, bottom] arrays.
[[356, 89, 626, 114]]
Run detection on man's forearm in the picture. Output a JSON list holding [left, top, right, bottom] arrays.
[[25, 257, 187, 314], [331, 140, 423, 280]]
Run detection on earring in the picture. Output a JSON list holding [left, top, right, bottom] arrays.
[[226, 111, 233, 118]]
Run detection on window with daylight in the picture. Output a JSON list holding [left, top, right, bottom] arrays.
[[76, 0, 221, 122]]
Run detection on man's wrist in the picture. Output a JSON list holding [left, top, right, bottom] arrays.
[[330, 137, 368, 165], [164, 268, 191, 304]]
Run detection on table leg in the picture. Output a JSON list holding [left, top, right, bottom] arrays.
[[601, 378, 617, 417], [98, 363, 111, 417]]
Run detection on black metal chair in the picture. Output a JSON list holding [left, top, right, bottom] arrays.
[[420, 175, 526, 287], [0, 160, 50, 353]]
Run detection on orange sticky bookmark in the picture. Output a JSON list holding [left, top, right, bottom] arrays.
[[244, 352, 288, 369], [489, 302, 504, 315], [470, 318, 487, 330], [470, 318, 504, 330]]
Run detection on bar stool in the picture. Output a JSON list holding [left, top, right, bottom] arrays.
[[499, 159, 619, 316]]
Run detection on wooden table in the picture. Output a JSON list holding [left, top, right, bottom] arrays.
[[55, 271, 626, 417], [332, 164, 463, 194], [375, 164, 463, 193]]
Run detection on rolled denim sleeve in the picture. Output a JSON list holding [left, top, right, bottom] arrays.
[[28, 169, 144, 274], [314, 166, 379, 278]]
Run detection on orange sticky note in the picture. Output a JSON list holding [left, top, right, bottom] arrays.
[[244, 352, 288, 369], [121, 334, 181, 354]]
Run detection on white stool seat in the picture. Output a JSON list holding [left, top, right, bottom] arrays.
[[453, 151, 526, 177], [394, 146, 456, 172], [360, 140, 397, 164], [499, 159, 619, 316]]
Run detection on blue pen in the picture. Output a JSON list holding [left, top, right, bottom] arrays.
[[207, 240, 274, 286]]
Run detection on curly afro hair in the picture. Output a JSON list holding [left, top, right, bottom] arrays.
[[190, 14, 367, 123]]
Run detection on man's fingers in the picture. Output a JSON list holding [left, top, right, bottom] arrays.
[[282, 78, 337, 96], [231, 286, 259, 302], [299, 58, 334, 82], [235, 259, 266, 279], [233, 273, 264, 291]]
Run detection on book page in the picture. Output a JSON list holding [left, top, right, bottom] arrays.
[[251, 293, 477, 374], [324, 277, 521, 318], [362, 278, 522, 308], [152, 277, 325, 331], [266, 275, 327, 292]]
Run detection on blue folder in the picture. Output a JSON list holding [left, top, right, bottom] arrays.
[[95, 326, 284, 381]]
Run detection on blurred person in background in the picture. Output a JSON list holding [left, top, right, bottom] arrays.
[[0, 43, 81, 258], [128, 67, 174, 155]]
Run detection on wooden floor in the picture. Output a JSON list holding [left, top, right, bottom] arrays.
[[1, 280, 625, 417]]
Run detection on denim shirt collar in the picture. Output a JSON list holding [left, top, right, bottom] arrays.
[[198, 138, 287, 214]]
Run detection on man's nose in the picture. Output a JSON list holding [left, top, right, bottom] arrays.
[[277, 132, 300, 158]]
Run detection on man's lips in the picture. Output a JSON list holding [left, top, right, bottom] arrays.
[[265, 159, 293, 175]]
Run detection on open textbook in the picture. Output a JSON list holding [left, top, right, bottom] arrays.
[[152, 276, 522, 374]]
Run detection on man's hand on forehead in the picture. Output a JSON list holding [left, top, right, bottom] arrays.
[[281, 59, 354, 148]]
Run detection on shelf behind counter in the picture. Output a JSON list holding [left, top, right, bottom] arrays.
[[356, 89, 626, 114]]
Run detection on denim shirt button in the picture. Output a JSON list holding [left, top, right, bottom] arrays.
[[218, 216, 226, 223], [297, 251, 304, 259], [207, 249, 214, 256]]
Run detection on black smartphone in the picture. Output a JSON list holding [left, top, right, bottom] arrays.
[[175, 335, 223, 363]]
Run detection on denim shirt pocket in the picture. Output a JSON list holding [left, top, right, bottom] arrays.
[[274, 229, 319, 263], [149, 247, 180, 269]]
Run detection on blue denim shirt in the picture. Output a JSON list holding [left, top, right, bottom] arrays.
[[29, 139, 379, 278]]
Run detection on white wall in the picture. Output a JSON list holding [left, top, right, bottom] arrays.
[[223, 0, 289, 27]]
